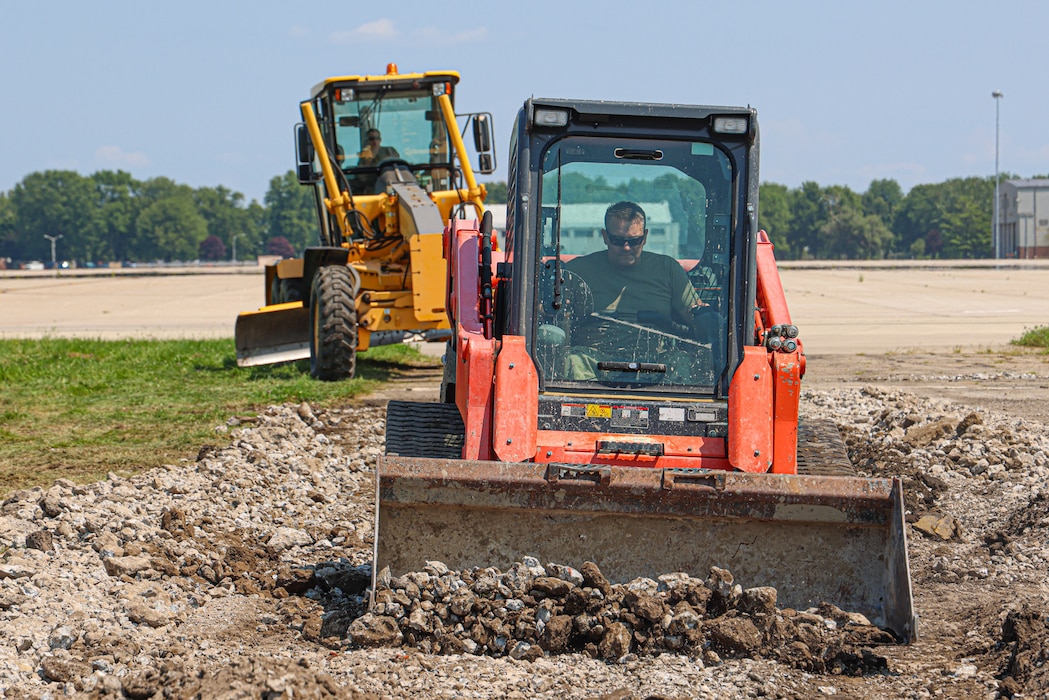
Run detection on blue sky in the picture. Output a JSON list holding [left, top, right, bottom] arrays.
[[2, 1, 1046, 204]]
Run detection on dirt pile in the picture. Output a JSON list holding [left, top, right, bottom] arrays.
[[995, 606, 1049, 698], [351, 559, 894, 674], [804, 384, 1049, 699]]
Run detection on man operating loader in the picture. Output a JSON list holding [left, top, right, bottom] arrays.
[[564, 201, 712, 381]]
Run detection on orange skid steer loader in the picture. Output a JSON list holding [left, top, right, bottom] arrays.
[[377, 99, 916, 642]]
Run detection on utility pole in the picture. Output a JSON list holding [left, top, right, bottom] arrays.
[[992, 90, 1004, 259], [44, 234, 62, 267], [231, 233, 239, 263]]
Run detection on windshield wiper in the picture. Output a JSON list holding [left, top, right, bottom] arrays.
[[597, 361, 667, 373]]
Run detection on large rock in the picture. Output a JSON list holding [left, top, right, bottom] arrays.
[[597, 622, 632, 659], [706, 615, 763, 656], [347, 613, 402, 647], [102, 555, 153, 577]]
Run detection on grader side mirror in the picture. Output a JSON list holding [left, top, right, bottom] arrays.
[[472, 113, 496, 175], [473, 114, 492, 152], [295, 124, 319, 184]]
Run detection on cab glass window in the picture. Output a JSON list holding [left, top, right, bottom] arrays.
[[331, 87, 452, 192], [534, 136, 733, 393]]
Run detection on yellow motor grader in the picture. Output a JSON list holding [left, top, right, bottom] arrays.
[[235, 64, 495, 380]]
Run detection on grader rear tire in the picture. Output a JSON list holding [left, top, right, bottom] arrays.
[[309, 266, 358, 381], [269, 275, 283, 305], [270, 277, 304, 305], [281, 278, 304, 303]]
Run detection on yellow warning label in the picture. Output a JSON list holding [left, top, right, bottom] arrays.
[[586, 404, 612, 418]]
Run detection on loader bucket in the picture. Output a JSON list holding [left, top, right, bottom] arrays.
[[374, 457, 916, 643], [234, 303, 311, 368]]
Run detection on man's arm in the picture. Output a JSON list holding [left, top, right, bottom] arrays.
[[669, 259, 701, 321], [665, 259, 724, 343]]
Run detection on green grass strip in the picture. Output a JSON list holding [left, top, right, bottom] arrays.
[[0, 338, 437, 494]]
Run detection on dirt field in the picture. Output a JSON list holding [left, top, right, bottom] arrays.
[[0, 269, 259, 340], [3, 262, 1049, 352]]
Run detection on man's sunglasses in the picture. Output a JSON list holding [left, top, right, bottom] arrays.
[[607, 231, 647, 248]]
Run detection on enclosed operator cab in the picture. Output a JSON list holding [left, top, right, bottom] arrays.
[[498, 99, 758, 470], [317, 72, 458, 194], [296, 64, 495, 248]]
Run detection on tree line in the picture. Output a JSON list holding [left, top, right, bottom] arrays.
[[0, 169, 1037, 266], [756, 177, 1013, 260], [485, 175, 1039, 260], [0, 170, 316, 266]]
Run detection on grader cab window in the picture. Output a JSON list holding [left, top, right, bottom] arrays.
[[331, 87, 453, 192], [534, 136, 733, 393]]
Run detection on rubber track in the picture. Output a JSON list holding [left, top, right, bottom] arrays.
[[796, 418, 857, 476], [385, 400, 465, 459], [310, 266, 357, 381]]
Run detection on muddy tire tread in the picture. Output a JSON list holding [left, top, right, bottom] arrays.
[[310, 266, 358, 381]]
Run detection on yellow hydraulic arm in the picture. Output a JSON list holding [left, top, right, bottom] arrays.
[[299, 93, 485, 244]]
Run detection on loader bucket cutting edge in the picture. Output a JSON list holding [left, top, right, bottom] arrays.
[[374, 457, 916, 643], [234, 304, 311, 367]]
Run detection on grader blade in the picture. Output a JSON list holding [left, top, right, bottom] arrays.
[[234, 303, 310, 368], [374, 457, 916, 643]]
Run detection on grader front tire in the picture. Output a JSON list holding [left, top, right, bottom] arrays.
[[309, 266, 358, 381]]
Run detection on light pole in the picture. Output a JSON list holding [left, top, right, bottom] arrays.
[[992, 90, 1004, 259], [231, 233, 239, 263], [44, 234, 62, 267]]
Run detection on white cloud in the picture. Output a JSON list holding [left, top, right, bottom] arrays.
[[411, 25, 489, 47], [288, 25, 309, 39], [330, 18, 397, 44], [95, 146, 150, 168]]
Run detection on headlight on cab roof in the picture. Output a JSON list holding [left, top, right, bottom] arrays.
[[713, 116, 748, 134], [534, 109, 569, 127]]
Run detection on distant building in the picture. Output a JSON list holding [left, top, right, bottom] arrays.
[[999, 179, 1049, 258], [486, 202, 683, 257], [482, 199, 696, 257], [551, 202, 681, 257]]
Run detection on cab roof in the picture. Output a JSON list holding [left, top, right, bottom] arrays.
[[311, 67, 460, 99], [528, 97, 754, 121]]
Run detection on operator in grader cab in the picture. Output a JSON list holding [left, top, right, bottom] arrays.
[[339, 128, 402, 193], [357, 128, 400, 167], [564, 201, 717, 380]]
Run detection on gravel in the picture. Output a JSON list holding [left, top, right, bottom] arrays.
[[1, 388, 1048, 699]]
